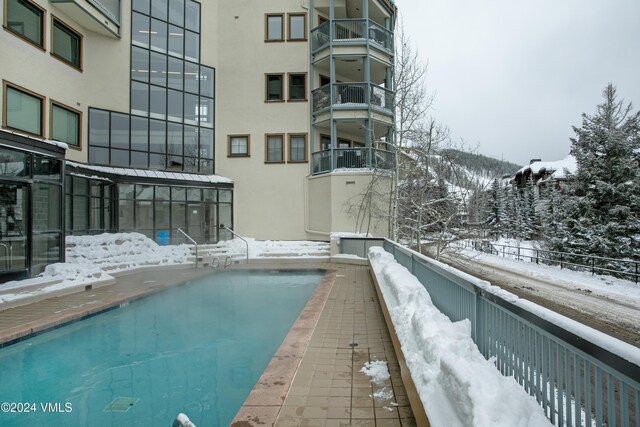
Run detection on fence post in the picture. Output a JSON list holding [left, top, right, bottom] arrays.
[[536, 249, 539, 264], [592, 258, 595, 276], [560, 253, 563, 270]]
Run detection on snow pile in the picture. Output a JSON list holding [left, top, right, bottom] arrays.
[[368, 247, 552, 427], [360, 360, 391, 384], [216, 238, 330, 258]]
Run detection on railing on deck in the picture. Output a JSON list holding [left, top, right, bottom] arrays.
[[311, 19, 393, 52], [311, 147, 394, 174], [312, 83, 394, 115], [339, 237, 640, 427]]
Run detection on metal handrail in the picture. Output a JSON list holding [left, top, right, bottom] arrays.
[[177, 228, 198, 268], [219, 225, 249, 264]]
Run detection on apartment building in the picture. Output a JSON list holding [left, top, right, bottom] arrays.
[[0, 0, 396, 281]]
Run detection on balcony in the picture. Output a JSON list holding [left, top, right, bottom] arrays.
[[312, 83, 394, 116], [311, 147, 394, 174], [311, 19, 393, 54], [50, 0, 120, 37]]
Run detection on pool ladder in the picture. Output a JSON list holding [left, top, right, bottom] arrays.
[[211, 256, 233, 269]]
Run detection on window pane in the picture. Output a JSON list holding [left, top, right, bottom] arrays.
[[131, 81, 149, 116], [184, 93, 198, 125], [32, 183, 61, 231], [230, 136, 247, 155], [6, 0, 42, 46], [200, 66, 214, 98], [167, 89, 183, 121], [184, 125, 198, 158], [150, 51, 167, 86], [185, 0, 200, 33], [267, 135, 283, 162], [0, 147, 28, 177], [132, 12, 150, 47], [150, 18, 167, 52], [150, 153, 167, 168], [131, 46, 150, 82], [131, 115, 149, 151], [156, 201, 170, 228], [199, 159, 213, 174], [149, 85, 167, 119], [131, 151, 149, 168], [111, 149, 129, 166], [267, 15, 282, 40], [184, 61, 199, 93], [167, 122, 183, 155], [6, 86, 41, 135], [169, 0, 184, 26], [151, 0, 167, 21], [168, 25, 184, 57], [89, 109, 109, 147], [167, 57, 184, 90], [290, 135, 307, 161], [32, 233, 62, 275], [289, 15, 305, 40], [51, 104, 79, 147], [150, 119, 166, 152], [132, 0, 150, 14], [156, 186, 170, 200], [171, 187, 185, 201], [171, 202, 185, 229], [89, 147, 109, 164], [199, 128, 213, 160], [198, 97, 213, 128], [135, 200, 154, 229], [110, 113, 130, 149], [266, 75, 283, 101], [168, 155, 182, 169], [289, 74, 306, 100], [184, 30, 199, 62], [52, 20, 80, 68]]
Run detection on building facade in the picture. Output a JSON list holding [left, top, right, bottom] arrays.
[[0, 0, 396, 281]]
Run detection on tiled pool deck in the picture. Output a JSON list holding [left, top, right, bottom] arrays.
[[0, 261, 418, 426]]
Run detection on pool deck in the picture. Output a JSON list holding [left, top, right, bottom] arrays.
[[0, 260, 418, 426]]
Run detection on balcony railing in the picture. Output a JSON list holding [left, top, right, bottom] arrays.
[[312, 83, 394, 115], [311, 147, 395, 174], [311, 19, 393, 53]]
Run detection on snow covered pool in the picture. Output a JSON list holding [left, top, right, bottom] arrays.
[[0, 269, 323, 426]]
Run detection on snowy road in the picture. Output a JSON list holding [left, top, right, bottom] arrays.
[[438, 250, 640, 347]]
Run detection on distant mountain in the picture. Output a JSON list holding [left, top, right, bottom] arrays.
[[436, 149, 521, 193]]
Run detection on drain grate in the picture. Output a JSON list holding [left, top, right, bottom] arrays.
[[104, 397, 139, 412]]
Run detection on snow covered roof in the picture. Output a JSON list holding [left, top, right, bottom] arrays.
[[515, 155, 577, 180], [66, 161, 234, 184]]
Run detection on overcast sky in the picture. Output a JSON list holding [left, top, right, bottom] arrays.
[[397, 0, 640, 166]]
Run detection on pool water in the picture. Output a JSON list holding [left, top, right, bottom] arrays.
[[0, 270, 323, 426]]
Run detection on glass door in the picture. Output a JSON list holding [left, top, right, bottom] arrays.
[[0, 183, 28, 273]]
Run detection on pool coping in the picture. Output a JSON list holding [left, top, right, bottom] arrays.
[[230, 268, 337, 426]]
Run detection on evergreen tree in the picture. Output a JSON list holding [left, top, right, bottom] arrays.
[[552, 84, 640, 259]]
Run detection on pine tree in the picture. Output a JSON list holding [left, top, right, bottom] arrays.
[[552, 84, 640, 260]]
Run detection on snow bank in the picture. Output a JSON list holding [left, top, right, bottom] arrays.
[[368, 247, 552, 427], [216, 238, 329, 258]]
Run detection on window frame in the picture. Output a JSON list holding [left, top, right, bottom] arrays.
[[265, 13, 284, 42], [227, 134, 250, 158], [288, 73, 307, 102], [3, 0, 46, 50], [265, 73, 285, 102], [2, 80, 45, 138], [50, 16, 83, 71], [50, 99, 82, 150], [264, 133, 285, 164], [288, 133, 308, 163], [287, 13, 307, 41]]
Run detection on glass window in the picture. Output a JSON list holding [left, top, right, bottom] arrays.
[[168, 57, 184, 90], [228, 135, 249, 157], [167, 89, 183, 122], [184, 125, 198, 158], [151, 0, 167, 21], [5, 0, 43, 47], [219, 190, 232, 203], [135, 200, 154, 229], [149, 119, 166, 152], [149, 85, 167, 119], [150, 18, 167, 52], [198, 97, 213, 128], [131, 46, 150, 82], [119, 199, 134, 230], [184, 93, 198, 125], [200, 66, 214, 98], [171, 202, 185, 229], [288, 14, 306, 40], [51, 103, 80, 147], [5, 84, 43, 136], [184, 61, 199, 93], [289, 134, 307, 162], [266, 14, 283, 41], [132, 12, 150, 47], [150, 153, 167, 169], [110, 113, 130, 149], [131, 151, 148, 168], [266, 134, 284, 162], [111, 149, 129, 166], [187, 188, 200, 201], [89, 147, 109, 164], [289, 74, 306, 100], [132, 0, 150, 14], [150, 51, 167, 86], [52, 19, 81, 69], [155, 201, 170, 228], [184, 30, 199, 62], [131, 81, 149, 116], [185, 0, 200, 33], [32, 183, 61, 231], [167, 122, 183, 155], [199, 128, 213, 159], [32, 234, 62, 275], [266, 74, 283, 101], [171, 187, 185, 201], [131, 116, 149, 151], [0, 147, 28, 177], [169, 0, 184, 26], [168, 25, 184, 57], [89, 109, 109, 147]]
